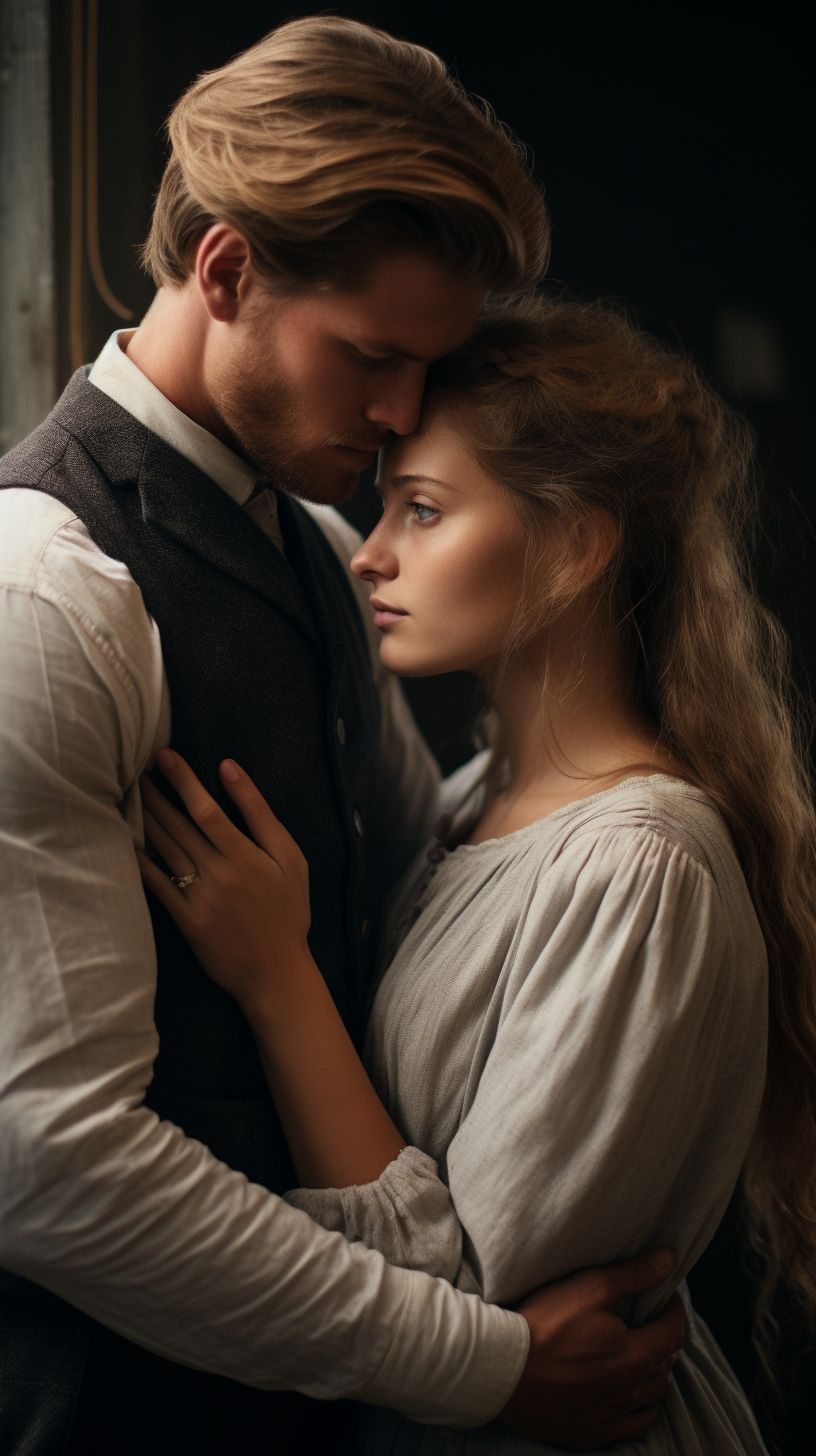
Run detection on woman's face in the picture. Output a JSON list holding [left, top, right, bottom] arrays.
[[350, 406, 528, 677]]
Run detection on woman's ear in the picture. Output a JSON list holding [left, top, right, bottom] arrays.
[[530, 507, 619, 622], [574, 507, 618, 589]]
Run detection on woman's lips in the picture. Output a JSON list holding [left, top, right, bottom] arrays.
[[370, 597, 408, 629]]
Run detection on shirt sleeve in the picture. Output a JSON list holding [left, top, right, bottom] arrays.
[[284, 824, 766, 1323], [0, 494, 527, 1426]]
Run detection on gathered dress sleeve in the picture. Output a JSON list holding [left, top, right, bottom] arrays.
[[285, 817, 767, 1323]]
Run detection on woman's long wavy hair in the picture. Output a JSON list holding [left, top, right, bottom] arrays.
[[427, 295, 816, 1369]]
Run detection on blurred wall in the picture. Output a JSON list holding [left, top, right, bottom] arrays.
[[0, 0, 55, 451]]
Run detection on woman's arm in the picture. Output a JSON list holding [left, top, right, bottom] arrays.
[[230, 960, 406, 1191], [138, 749, 405, 1190], [427, 822, 767, 1319]]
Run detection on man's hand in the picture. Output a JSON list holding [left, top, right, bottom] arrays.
[[498, 1249, 685, 1450]]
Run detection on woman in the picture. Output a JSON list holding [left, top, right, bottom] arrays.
[[138, 297, 816, 1454]]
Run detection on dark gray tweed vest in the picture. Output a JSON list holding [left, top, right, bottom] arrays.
[[0, 370, 383, 1454]]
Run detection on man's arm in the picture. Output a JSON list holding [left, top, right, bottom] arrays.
[[0, 492, 524, 1423], [0, 492, 683, 1442]]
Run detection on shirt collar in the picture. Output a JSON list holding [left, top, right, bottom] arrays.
[[88, 329, 260, 508]]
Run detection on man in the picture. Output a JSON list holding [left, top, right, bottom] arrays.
[[0, 16, 684, 1454]]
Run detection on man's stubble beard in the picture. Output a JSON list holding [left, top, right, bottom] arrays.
[[210, 347, 372, 506]]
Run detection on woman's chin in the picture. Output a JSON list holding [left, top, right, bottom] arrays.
[[379, 640, 463, 678], [379, 643, 423, 676]]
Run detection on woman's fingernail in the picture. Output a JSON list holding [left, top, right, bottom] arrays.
[[220, 759, 240, 783], [156, 749, 177, 772]]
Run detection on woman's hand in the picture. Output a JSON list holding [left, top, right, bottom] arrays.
[[137, 747, 405, 1190], [137, 749, 316, 1020]]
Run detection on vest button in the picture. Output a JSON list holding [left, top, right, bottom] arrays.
[[353, 809, 364, 836], [336, 718, 346, 745]]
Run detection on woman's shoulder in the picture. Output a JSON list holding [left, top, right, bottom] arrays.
[[442, 763, 735, 879], [497, 778, 765, 1001], [434, 761, 757, 939], [559, 773, 729, 871], [537, 775, 765, 959]]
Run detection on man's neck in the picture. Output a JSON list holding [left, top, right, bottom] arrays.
[[126, 285, 229, 444]]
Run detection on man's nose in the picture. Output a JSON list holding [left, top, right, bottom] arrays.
[[364, 370, 426, 437]]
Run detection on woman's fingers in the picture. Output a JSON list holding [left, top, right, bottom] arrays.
[[142, 806, 198, 881], [150, 749, 244, 857], [140, 773, 217, 869], [146, 750, 303, 892], [135, 848, 195, 929], [218, 759, 299, 865]]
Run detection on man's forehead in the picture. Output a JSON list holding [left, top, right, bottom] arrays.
[[340, 252, 486, 342]]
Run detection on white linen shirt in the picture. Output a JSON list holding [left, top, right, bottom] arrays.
[[0, 332, 529, 1422]]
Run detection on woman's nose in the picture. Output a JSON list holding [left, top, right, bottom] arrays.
[[351, 523, 398, 582]]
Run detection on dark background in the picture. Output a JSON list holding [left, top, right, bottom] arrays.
[[49, 3, 813, 1449], [57, 1, 815, 776]]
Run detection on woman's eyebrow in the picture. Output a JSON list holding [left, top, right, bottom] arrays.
[[389, 473, 454, 490]]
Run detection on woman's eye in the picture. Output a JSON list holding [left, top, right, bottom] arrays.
[[412, 503, 438, 523]]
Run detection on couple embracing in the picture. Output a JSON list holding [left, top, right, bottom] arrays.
[[1, 16, 814, 1456]]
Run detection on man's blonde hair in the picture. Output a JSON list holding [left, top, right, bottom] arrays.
[[142, 16, 548, 294]]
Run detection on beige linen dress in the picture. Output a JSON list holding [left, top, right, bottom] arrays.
[[286, 762, 769, 1455]]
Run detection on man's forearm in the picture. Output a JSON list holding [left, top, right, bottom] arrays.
[[0, 1092, 527, 1419]]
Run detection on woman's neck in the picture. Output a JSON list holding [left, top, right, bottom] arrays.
[[468, 617, 672, 845]]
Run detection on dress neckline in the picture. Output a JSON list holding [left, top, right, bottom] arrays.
[[449, 771, 701, 856]]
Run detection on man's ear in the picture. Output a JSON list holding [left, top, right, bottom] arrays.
[[195, 224, 253, 323]]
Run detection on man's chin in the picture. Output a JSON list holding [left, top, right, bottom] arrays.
[[240, 433, 371, 507], [279, 465, 364, 508]]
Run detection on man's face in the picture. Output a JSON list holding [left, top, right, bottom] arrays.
[[202, 250, 486, 504]]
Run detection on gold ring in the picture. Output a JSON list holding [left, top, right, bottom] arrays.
[[170, 871, 198, 890]]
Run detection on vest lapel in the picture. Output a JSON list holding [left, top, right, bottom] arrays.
[[277, 493, 348, 688], [53, 369, 323, 657], [136, 432, 323, 658]]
